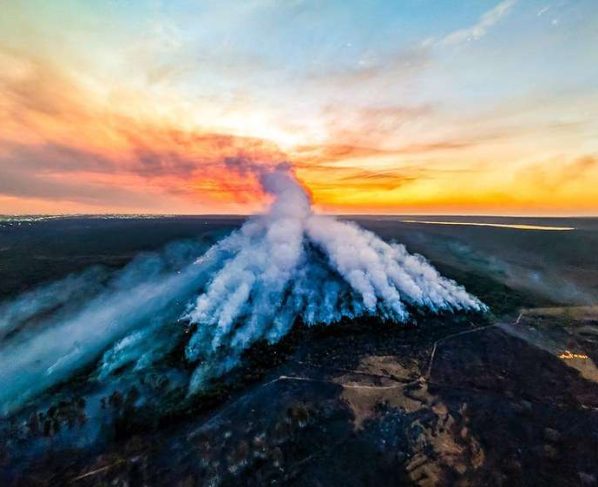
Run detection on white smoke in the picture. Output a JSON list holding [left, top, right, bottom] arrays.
[[182, 163, 486, 390], [0, 163, 485, 414]]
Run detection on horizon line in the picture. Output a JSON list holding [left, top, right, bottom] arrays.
[[2, 213, 598, 219]]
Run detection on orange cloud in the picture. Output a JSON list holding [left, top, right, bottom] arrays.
[[1, 44, 597, 216], [0, 46, 291, 213]]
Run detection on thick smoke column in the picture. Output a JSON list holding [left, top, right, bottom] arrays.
[[0, 163, 485, 414], [183, 163, 485, 389]]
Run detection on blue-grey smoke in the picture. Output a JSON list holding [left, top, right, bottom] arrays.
[[0, 241, 214, 414]]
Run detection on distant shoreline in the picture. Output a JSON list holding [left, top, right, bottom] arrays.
[[399, 219, 575, 231]]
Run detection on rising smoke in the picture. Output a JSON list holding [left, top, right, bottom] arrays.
[[0, 163, 485, 414], [182, 163, 485, 389]]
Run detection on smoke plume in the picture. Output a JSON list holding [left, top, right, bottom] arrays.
[[0, 163, 485, 414], [182, 163, 485, 389]]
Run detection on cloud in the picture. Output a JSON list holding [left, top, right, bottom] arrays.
[[2, 10, 596, 218], [0, 136, 286, 210], [428, 0, 517, 47], [0, 142, 116, 174], [321, 104, 434, 143], [292, 139, 475, 167], [0, 44, 289, 210], [0, 49, 86, 120], [334, 170, 418, 192], [0, 163, 162, 208], [313, 46, 430, 84], [517, 154, 598, 192], [292, 144, 396, 164]]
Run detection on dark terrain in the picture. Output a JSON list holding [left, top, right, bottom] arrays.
[[0, 216, 597, 486]]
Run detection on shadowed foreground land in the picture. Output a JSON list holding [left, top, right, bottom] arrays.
[[3, 311, 597, 486], [0, 216, 597, 486]]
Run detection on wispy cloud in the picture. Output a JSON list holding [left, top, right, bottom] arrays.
[[428, 0, 517, 47]]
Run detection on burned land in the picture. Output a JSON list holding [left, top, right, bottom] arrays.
[[1, 216, 597, 486]]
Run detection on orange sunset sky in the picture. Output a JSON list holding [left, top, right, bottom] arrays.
[[1, 1, 597, 216]]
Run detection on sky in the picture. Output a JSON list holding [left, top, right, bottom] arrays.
[[0, 0, 597, 216]]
